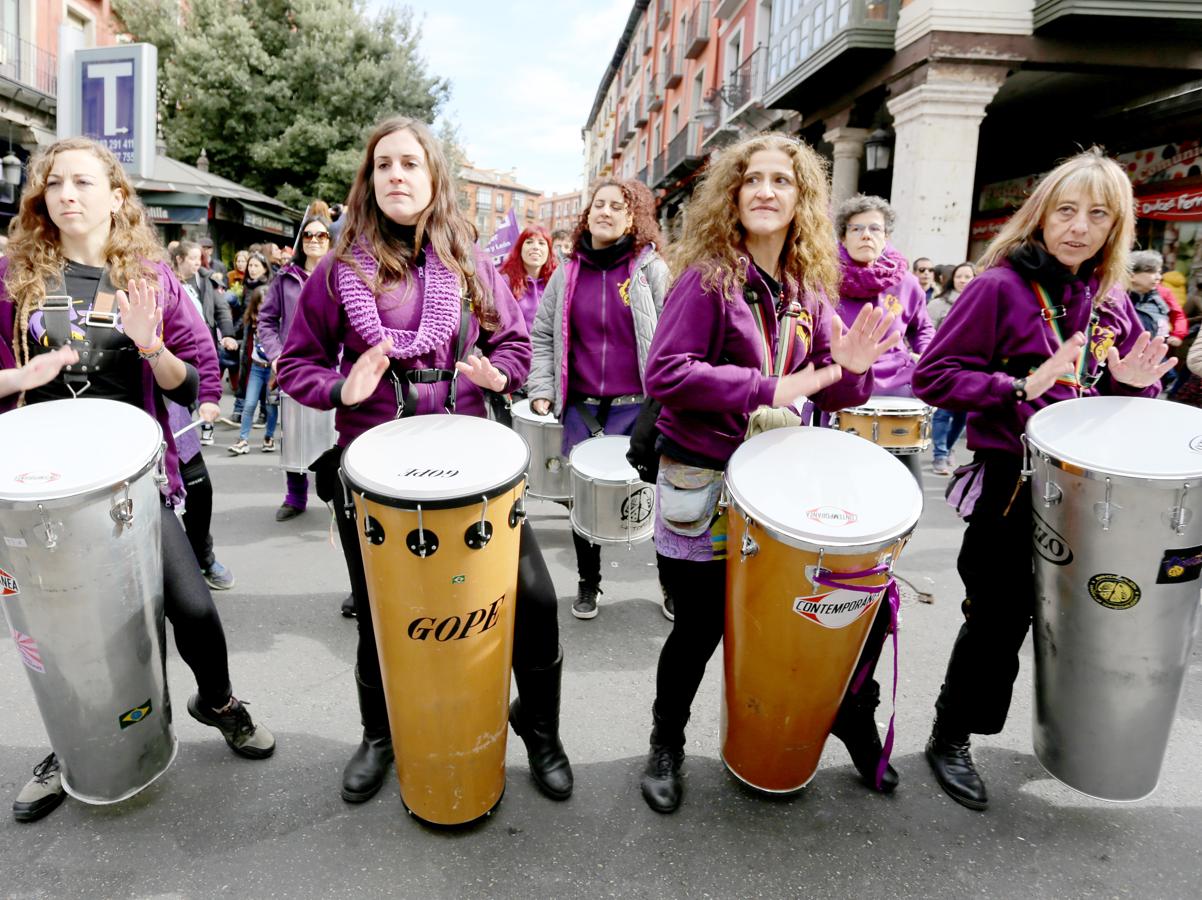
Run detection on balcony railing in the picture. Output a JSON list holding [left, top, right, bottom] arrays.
[[648, 74, 664, 112], [664, 46, 685, 89], [653, 152, 665, 186], [639, 165, 650, 186], [658, 2, 672, 30], [665, 122, 705, 176], [764, 0, 898, 106], [621, 111, 636, 144], [0, 31, 57, 96], [634, 95, 649, 126], [685, 1, 711, 58], [725, 46, 766, 112]]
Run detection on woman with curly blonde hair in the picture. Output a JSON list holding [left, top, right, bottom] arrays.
[[527, 177, 671, 620], [637, 132, 901, 813], [0, 137, 274, 824]]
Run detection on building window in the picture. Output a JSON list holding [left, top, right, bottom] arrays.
[[477, 187, 492, 211], [496, 192, 506, 213]]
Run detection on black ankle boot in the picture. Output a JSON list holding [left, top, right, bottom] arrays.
[[341, 670, 394, 803], [831, 683, 898, 793], [640, 703, 688, 813], [925, 719, 987, 810], [510, 647, 574, 800]]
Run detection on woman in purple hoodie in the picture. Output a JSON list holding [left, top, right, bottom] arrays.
[[637, 133, 901, 814], [834, 194, 935, 485], [276, 116, 573, 807], [913, 148, 1175, 812]]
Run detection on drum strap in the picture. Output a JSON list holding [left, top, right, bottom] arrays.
[[812, 565, 900, 791], [382, 299, 472, 417], [1030, 280, 1104, 393], [40, 268, 129, 395], [573, 399, 611, 438]]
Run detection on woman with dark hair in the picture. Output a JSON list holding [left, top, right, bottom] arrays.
[[232, 251, 272, 425], [277, 116, 573, 807], [637, 132, 899, 813], [527, 178, 672, 620], [498, 225, 557, 335], [914, 148, 1173, 811], [228, 285, 278, 454], [0, 137, 274, 824]]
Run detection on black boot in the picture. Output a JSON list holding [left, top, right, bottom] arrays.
[[340, 593, 356, 618], [925, 718, 987, 810], [509, 647, 574, 800], [831, 681, 898, 793], [640, 703, 688, 814], [341, 670, 394, 803]]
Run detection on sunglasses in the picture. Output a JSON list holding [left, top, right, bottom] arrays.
[[302, 231, 330, 242], [916, 266, 934, 274]]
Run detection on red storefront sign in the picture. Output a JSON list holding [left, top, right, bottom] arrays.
[[1137, 188, 1202, 221]]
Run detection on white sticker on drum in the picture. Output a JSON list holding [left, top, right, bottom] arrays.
[[10, 629, 44, 673], [14, 471, 60, 485], [3, 536, 27, 549], [792, 588, 881, 629], [1190, 435, 1202, 453], [0, 566, 18, 596], [806, 506, 859, 528]]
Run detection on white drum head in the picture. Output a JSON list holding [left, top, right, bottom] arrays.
[[0, 398, 163, 504], [511, 399, 557, 425], [342, 415, 529, 505], [845, 396, 928, 415], [726, 428, 923, 547], [1027, 396, 1202, 481], [569, 435, 639, 483]]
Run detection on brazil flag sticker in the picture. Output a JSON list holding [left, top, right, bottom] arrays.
[[118, 699, 153, 729]]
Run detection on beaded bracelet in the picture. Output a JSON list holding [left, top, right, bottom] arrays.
[[137, 340, 166, 361]]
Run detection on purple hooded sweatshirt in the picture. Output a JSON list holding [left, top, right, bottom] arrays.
[[276, 247, 531, 445], [0, 258, 220, 504], [647, 262, 873, 467], [513, 275, 544, 334], [257, 262, 308, 362], [837, 244, 934, 397], [912, 259, 1156, 457], [565, 242, 642, 398]]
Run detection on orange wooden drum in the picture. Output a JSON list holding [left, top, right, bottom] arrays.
[[722, 428, 922, 792], [341, 416, 529, 825], [831, 396, 932, 454]]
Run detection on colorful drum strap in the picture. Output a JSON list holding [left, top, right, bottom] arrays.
[[747, 295, 800, 378], [1031, 280, 1103, 393]]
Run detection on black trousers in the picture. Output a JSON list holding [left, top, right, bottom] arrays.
[[896, 451, 924, 491], [573, 531, 602, 586], [179, 452, 215, 571], [934, 453, 1033, 735], [652, 553, 891, 724], [161, 504, 232, 707], [322, 447, 560, 689]]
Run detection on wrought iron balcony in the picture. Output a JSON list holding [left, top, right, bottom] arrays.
[[621, 111, 636, 144], [685, 1, 711, 59], [634, 95, 649, 126], [665, 122, 705, 178], [639, 164, 650, 186], [665, 46, 685, 89], [653, 152, 665, 186], [725, 46, 765, 113], [0, 31, 57, 97]]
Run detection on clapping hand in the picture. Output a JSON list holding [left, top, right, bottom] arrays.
[[115, 278, 162, 348], [455, 354, 507, 392], [772, 362, 843, 407], [1107, 331, 1176, 389], [1, 346, 79, 397], [340, 339, 393, 405], [830, 305, 901, 374]]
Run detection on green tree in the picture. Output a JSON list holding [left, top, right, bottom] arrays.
[[112, 0, 449, 207]]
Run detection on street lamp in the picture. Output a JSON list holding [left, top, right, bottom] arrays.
[[865, 128, 893, 172], [2, 151, 21, 187]]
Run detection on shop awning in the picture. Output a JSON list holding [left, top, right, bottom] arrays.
[[131, 154, 301, 225], [238, 202, 294, 236], [140, 191, 210, 226], [1137, 187, 1202, 221]]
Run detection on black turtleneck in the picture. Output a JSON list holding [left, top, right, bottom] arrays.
[[1009, 241, 1099, 294], [577, 233, 634, 270]]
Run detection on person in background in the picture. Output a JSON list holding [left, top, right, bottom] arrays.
[[551, 229, 572, 263], [198, 235, 227, 279], [1128, 250, 1171, 341], [913, 256, 936, 301], [228, 285, 278, 455], [927, 262, 976, 475], [498, 226, 557, 337], [233, 251, 272, 425]]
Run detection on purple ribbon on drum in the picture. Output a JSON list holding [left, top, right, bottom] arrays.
[[811, 564, 900, 791]]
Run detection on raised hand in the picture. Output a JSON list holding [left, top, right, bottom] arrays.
[[830, 305, 902, 374], [115, 278, 163, 348], [1, 346, 80, 397], [340, 339, 393, 406], [455, 354, 507, 392], [772, 362, 843, 407], [1107, 331, 1176, 389], [1022, 333, 1086, 400]]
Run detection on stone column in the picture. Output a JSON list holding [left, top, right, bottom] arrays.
[[885, 65, 1007, 264], [822, 126, 871, 206]]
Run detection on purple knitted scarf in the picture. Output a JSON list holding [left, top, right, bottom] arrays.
[[337, 243, 462, 360], [839, 243, 908, 299]]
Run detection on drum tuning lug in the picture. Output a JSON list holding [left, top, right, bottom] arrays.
[[740, 532, 759, 560], [110, 482, 135, 527], [509, 493, 527, 528], [363, 515, 386, 546], [1092, 477, 1117, 532], [465, 496, 493, 549], [405, 528, 438, 556], [1166, 483, 1192, 535], [153, 442, 169, 485], [1041, 480, 1062, 508], [36, 504, 60, 550]]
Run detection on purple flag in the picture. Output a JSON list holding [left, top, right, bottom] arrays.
[[485, 210, 521, 267]]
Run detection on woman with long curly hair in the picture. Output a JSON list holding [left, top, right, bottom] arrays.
[[277, 116, 573, 807], [914, 149, 1173, 812], [498, 225, 557, 337], [0, 137, 274, 824], [527, 178, 671, 620], [637, 132, 900, 813]]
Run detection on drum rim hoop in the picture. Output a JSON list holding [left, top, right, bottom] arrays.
[[0, 446, 163, 508], [1028, 445, 1202, 487], [345, 469, 528, 510], [724, 491, 920, 554]]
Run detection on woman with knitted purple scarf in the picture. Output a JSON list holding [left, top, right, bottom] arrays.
[[277, 117, 573, 808]]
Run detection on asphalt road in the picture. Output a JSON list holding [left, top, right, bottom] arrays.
[[3, 418, 1201, 899]]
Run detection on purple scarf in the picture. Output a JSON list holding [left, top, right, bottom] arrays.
[[839, 243, 908, 299], [337, 243, 462, 360]]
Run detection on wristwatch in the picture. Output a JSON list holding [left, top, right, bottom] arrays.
[[1011, 377, 1028, 402]]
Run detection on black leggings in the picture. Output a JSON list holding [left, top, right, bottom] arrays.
[[179, 453, 215, 571], [161, 504, 232, 707], [324, 448, 560, 688], [653, 552, 891, 724]]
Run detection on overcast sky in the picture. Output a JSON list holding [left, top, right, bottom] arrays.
[[368, 0, 630, 195]]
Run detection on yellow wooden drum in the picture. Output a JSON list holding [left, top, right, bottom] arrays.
[[831, 396, 932, 454], [723, 427, 922, 792], [341, 415, 529, 825]]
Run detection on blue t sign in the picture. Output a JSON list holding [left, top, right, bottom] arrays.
[[81, 60, 136, 164]]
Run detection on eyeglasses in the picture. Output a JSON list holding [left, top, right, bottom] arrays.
[[302, 231, 330, 242], [915, 266, 934, 274], [847, 224, 885, 236]]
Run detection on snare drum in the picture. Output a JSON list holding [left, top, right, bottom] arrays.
[[280, 393, 336, 473], [1027, 396, 1202, 801], [511, 399, 570, 501], [341, 415, 528, 825], [831, 396, 932, 454], [722, 427, 922, 792], [568, 435, 654, 545], [0, 398, 176, 804]]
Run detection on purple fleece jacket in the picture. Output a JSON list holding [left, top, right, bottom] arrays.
[[257, 262, 308, 362], [837, 246, 934, 396], [514, 275, 543, 333], [912, 261, 1156, 456], [647, 262, 872, 467], [0, 258, 219, 503], [567, 255, 642, 398], [276, 247, 531, 445]]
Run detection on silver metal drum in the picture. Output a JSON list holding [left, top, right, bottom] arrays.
[[280, 392, 335, 473], [1026, 396, 1202, 801], [0, 398, 176, 804], [511, 399, 570, 501], [568, 435, 654, 544]]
